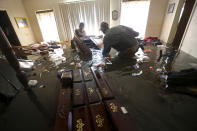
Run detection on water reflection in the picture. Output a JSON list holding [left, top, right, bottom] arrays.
[[90, 49, 104, 66]]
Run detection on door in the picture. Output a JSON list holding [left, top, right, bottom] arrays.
[[0, 10, 21, 46], [172, 0, 196, 50]]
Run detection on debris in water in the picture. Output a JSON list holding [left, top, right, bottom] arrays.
[[149, 66, 154, 70], [105, 57, 112, 65], [68, 112, 72, 131], [120, 107, 128, 114], [28, 80, 38, 87], [156, 68, 162, 72], [39, 85, 46, 88], [157, 45, 167, 48], [70, 62, 75, 66], [95, 62, 105, 67], [49, 48, 66, 66], [18, 59, 34, 71], [135, 48, 150, 63], [76, 63, 81, 68], [144, 49, 151, 53], [160, 75, 168, 80], [133, 63, 139, 69], [132, 70, 143, 76], [165, 57, 169, 64]]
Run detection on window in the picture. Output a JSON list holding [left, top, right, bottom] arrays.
[[36, 10, 60, 42], [120, 1, 150, 38]]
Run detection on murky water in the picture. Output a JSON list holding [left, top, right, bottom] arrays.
[[1, 43, 197, 131], [84, 44, 197, 131]]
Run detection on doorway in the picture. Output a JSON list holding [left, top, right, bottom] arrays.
[[36, 10, 60, 42], [0, 10, 21, 46], [120, 1, 150, 38]]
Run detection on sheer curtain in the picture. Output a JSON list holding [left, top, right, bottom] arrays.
[[120, 1, 150, 38], [36, 11, 60, 42], [59, 0, 110, 41]]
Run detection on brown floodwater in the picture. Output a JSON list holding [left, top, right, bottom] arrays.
[[0, 44, 197, 131]]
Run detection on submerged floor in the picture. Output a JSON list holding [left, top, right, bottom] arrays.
[[0, 45, 197, 131]]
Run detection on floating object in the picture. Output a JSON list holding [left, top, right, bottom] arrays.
[[157, 45, 166, 48], [160, 75, 168, 80], [105, 57, 112, 65], [39, 85, 46, 88], [70, 62, 75, 66], [149, 66, 154, 70], [18, 59, 34, 71], [61, 71, 73, 87], [120, 107, 128, 114], [144, 49, 151, 53], [132, 70, 143, 76], [94, 62, 105, 67], [133, 63, 139, 69], [76, 63, 81, 68], [28, 80, 38, 87], [156, 68, 162, 72], [68, 112, 72, 131]]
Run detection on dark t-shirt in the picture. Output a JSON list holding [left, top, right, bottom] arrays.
[[102, 25, 139, 56]]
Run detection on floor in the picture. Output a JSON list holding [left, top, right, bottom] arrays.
[[0, 45, 197, 131]]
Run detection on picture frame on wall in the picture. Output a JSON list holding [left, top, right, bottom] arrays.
[[112, 10, 119, 21], [168, 3, 175, 13], [15, 17, 28, 28]]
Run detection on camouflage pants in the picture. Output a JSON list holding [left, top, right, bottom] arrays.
[[118, 45, 139, 59]]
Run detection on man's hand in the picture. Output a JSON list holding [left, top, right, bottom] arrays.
[[98, 35, 103, 38], [98, 42, 104, 49]]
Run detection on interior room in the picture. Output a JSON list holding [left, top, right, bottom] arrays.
[[0, 0, 197, 131]]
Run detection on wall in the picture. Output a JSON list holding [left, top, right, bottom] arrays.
[[145, 0, 169, 37], [160, 0, 184, 43], [180, 1, 197, 58], [0, 0, 36, 46], [110, 0, 121, 27]]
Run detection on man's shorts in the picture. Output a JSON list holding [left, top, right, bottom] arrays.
[[118, 44, 139, 59]]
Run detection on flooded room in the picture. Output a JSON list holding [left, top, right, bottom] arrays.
[[0, 0, 197, 131]]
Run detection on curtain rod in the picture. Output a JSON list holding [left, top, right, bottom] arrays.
[[58, 0, 95, 4], [36, 9, 53, 14], [122, 0, 150, 2]]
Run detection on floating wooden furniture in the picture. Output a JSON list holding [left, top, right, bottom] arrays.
[[72, 106, 93, 131], [85, 81, 100, 104], [104, 99, 133, 131], [89, 103, 113, 131], [91, 67, 114, 100]]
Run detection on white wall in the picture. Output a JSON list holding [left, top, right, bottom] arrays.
[[0, 0, 36, 46], [145, 0, 169, 37], [160, 0, 184, 43], [180, 1, 197, 58], [110, 0, 121, 27]]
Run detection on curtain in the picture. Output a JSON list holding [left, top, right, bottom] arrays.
[[120, 1, 150, 38], [36, 11, 60, 42], [59, 0, 110, 41]]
